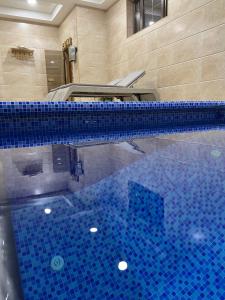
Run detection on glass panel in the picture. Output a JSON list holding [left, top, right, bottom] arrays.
[[45, 50, 64, 92], [144, 0, 162, 27], [134, 0, 142, 33]]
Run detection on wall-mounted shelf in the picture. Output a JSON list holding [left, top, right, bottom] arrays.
[[11, 47, 34, 60]]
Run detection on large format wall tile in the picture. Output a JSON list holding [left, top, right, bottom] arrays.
[[158, 61, 201, 88], [107, 0, 225, 100], [1, 0, 225, 101], [201, 52, 225, 81], [0, 20, 59, 101]]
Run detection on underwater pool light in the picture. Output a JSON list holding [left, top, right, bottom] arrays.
[[51, 256, 64, 271], [90, 227, 98, 233], [118, 261, 128, 271], [211, 149, 221, 158], [44, 208, 52, 214]]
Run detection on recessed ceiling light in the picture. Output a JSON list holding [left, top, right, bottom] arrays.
[[27, 0, 37, 6]]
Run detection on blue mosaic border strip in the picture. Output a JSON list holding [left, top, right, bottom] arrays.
[[1, 101, 225, 149], [0, 124, 224, 149], [1, 101, 225, 113]]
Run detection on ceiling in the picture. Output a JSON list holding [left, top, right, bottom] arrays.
[[0, 0, 117, 26]]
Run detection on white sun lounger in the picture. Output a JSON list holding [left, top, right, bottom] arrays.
[[47, 70, 157, 101]]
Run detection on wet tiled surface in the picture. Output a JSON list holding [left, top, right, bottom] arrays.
[[1, 129, 224, 299]]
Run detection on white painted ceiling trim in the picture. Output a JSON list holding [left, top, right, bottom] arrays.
[[0, 4, 63, 22], [0, 0, 118, 26]]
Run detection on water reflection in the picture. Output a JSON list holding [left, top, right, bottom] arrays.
[[1, 132, 224, 299], [128, 181, 164, 228], [0, 142, 145, 202]]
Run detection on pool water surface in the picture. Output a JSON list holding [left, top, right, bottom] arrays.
[[0, 129, 225, 299]]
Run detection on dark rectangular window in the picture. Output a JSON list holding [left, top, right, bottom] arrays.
[[134, 0, 167, 33]]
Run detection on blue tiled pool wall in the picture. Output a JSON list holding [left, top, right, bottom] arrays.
[[11, 133, 225, 299], [1, 101, 225, 137], [1, 101, 225, 113], [1, 107, 224, 138], [1, 123, 223, 149]]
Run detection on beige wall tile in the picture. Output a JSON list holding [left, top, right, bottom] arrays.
[[200, 80, 225, 100], [182, 84, 202, 100], [168, 0, 212, 18], [106, 0, 225, 100], [157, 8, 205, 48], [171, 34, 202, 64], [76, 7, 108, 84], [202, 24, 225, 56], [203, 0, 225, 30], [201, 52, 225, 81], [158, 85, 185, 100], [1, 0, 225, 101], [158, 61, 201, 88], [0, 19, 59, 100]]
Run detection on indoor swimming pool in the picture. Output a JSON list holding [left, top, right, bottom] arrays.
[[0, 128, 224, 299]]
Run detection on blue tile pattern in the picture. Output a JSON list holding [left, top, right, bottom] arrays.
[[1, 101, 225, 113], [7, 129, 225, 300], [1, 101, 225, 148], [0, 124, 224, 149]]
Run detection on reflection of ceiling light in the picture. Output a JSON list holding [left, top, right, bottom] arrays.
[[149, 21, 155, 26], [34, 188, 42, 195], [27, 0, 37, 5], [50, 60, 55, 64], [211, 149, 221, 158], [193, 231, 205, 241], [90, 227, 98, 233], [118, 261, 128, 271], [44, 208, 52, 214]]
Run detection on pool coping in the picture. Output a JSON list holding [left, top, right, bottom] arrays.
[[1, 101, 225, 113], [1, 101, 225, 149]]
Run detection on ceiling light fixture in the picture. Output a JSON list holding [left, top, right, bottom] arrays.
[[27, 0, 37, 6]]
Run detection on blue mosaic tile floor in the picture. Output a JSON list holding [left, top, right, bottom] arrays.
[[1, 129, 225, 299]]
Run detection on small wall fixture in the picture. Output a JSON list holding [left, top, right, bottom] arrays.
[[11, 46, 34, 60]]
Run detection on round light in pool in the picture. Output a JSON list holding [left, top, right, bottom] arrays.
[[90, 227, 98, 233], [44, 208, 52, 214], [118, 261, 128, 271], [51, 256, 64, 271], [211, 149, 221, 158]]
